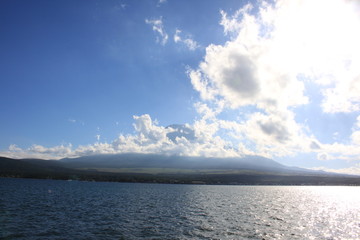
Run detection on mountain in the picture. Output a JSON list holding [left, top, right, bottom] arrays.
[[59, 153, 335, 176], [1, 155, 359, 185], [0, 156, 77, 179], [59, 153, 309, 174]]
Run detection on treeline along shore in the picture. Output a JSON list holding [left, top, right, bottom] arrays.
[[1, 156, 360, 185]]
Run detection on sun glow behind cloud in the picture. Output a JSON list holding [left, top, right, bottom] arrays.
[[187, 0, 360, 159], [2, 0, 360, 174]]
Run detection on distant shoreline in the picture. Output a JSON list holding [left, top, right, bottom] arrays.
[[2, 155, 360, 186], [2, 174, 360, 186]]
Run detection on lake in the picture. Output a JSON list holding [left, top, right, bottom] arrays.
[[1, 178, 359, 239]]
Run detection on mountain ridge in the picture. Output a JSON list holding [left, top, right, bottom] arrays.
[[58, 153, 331, 175], [1, 154, 359, 185]]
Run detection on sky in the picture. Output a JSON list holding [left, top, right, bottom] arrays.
[[1, 0, 360, 175]]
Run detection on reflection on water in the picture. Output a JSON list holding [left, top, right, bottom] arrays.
[[1, 178, 359, 239]]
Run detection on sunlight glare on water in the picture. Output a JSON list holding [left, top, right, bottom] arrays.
[[1, 179, 359, 240]]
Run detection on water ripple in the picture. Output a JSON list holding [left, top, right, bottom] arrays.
[[1, 179, 359, 239]]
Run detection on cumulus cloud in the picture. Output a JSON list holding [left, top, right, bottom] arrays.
[[188, 69, 217, 101], [190, 2, 312, 111], [321, 75, 360, 113], [186, 0, 360, 163], [3, 0, 360, 175], [145, 17, 168, 45], [219, 3, 253, 36], [310, 116, 360, 162], [191, 0, 360, 113], [3, 144, 73, 160], [2, 114, 240, 159], [216, 110, 313, 158], [2, 110, 359, 168], [174, 29, 199, 51], [111, 114, 238, 157]]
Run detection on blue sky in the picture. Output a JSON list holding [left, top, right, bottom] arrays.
[[1, 0, 360, 174]]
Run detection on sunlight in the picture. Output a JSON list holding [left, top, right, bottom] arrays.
[[271, 0, 360, 79]]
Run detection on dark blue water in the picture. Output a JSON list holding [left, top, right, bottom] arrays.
[[1, 178, 359, 239]]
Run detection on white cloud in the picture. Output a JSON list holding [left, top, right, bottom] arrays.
[[312, 118, 360, 162], [145, 17, 168, 45], [242, 111, 306, 153], [8, 144, 22, 152], [315, 141, 360, 162], [2, 109, 360, 166], [321, 75, 360, 113], [3, 0, 360, 172], [201, 0, 360, 114], [351, 131, 360, 145], [174, 29, 199, 51], [191, 2, 315, 112], [111, 114, 239, 157], [2, 144, 73, 160], [219, 3, 253, 36], [270, 0, 360, 114], [184, 0, 360, 167], [215, 110, 315, 158], [132, 114, 170, 144], [2, 114, 240, 159], [188, 69, 217, 101], [194, 102, 223, 121], [311, 164, 360, 176]]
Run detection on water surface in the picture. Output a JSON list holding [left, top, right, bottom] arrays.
[[1, 178, 359, 239]]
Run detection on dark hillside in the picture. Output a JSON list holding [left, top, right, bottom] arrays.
[[1, 156, 360, 185]]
